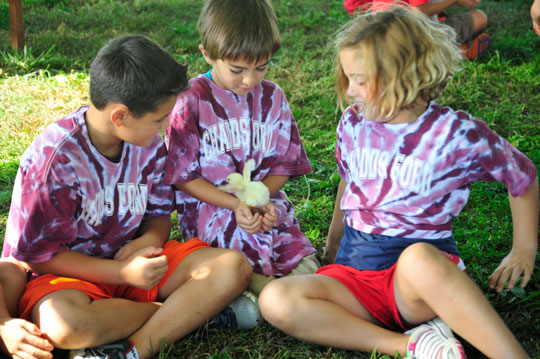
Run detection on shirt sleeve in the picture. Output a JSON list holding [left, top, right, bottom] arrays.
[[466, 117, 537, 197], [267, 89, 312, 178], [164, 92, 203, 185], [145, 138, 175, 218], [6, 154, 79, 263]]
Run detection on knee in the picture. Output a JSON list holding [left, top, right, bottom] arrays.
[[259, 279, 297, 330], [213, 249, 252, 289], [471, 9, 488, 32], [227, 250, 252, 285], [0, 260, 26, 287], [37, 297, 99, 348], [398, 242, 455, 281]]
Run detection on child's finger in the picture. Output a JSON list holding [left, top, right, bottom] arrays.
[[519, 267, 532, 288], [506, 267, 523, 290]]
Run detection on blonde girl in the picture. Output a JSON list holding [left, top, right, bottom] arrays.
[[259, 6, 538, 359]]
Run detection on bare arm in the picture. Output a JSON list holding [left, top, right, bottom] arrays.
[[176, 178, 240, 211], [414, 0, 480, 16], [27, 216, 172, 288], [325, 178, 347, 264], [263, 175, 290, 196], [0, 261, 55, 358], [489, 177, 539, 292], [114, 216, 172, 260]]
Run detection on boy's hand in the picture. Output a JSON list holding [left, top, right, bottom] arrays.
[[114, 236, 160, 261], [488, 247, 535, 293], [257, 202, 277, 232], [0, 318, 54, 359], [120, 247, 168, 290], [234, 202, 263, 234]]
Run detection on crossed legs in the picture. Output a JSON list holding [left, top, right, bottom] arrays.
[[259, 242, 527, 358], [32, 247, 251, 358]]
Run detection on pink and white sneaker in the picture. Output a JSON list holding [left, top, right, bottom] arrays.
[[406, 318, 466, 359]]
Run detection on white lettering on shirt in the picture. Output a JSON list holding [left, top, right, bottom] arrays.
[[202, 118, 273, 156], [348, 147, 433, 195], [80, 183, 148, 226]]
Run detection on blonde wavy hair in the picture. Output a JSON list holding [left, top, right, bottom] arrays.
[[334, 5, 462, 120]]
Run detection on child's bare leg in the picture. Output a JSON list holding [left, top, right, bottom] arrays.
[[34, 291, 161, 349], [393, 242, 527, 359], [532, 0, 540, 25], [0, 259, 27, 316], [130, 248, 251, 358], [259, 274, 409, 356], [470, 9, 487, 35]]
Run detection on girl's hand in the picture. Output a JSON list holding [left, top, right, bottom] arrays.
[[488, 247, 535, 293], [119, 247, 168, 289], [0, 318, 54, 359], [258, 202, 277, 232], [234, 202, 263, 234]]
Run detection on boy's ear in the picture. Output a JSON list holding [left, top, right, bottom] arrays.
[[110, 105, 130, 128], [199, 44, 215, 65]]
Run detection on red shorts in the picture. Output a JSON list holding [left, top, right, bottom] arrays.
[[316, 252, 463, 331], [19, 238, 209, 320]]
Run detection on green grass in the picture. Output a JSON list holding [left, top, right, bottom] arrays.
[[1, 0, 539, 358]]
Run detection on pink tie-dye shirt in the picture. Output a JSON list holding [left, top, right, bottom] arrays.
[[336, 101, 537, 239], [164, 74, 315, 276], [3, 106, 174, 263]]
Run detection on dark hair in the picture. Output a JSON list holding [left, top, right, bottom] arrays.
[[90, 35, 188, 117], [198, 0, 281, 63]]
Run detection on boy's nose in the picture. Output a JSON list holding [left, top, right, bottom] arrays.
[[243, 73, 258, 87], [161, 117, 170, 130]]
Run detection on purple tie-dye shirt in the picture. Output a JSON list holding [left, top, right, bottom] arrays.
[[336, 101, 537, 239], [3, 106, 174, 263], [164, 74, 315, 276]]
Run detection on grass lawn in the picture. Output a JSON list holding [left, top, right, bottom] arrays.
[[0, 0, 539, 358]]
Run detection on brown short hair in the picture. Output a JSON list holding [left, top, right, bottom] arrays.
[[197, 0, 281, 63]]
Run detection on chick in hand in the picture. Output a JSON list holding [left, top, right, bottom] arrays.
[[218, 159, 270, 208]]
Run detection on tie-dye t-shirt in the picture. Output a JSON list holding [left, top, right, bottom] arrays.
[[164, 74, 315, 276], [3, 106, 174, 263], [336, 101, 537, 240]]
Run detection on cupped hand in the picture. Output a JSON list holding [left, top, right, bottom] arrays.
[[258, 202, 277, 232], [234, 202, 263, 234]]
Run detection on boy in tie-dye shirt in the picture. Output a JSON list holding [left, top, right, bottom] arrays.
[[2, 35, 252, 359], [164, 0, 319, 299]]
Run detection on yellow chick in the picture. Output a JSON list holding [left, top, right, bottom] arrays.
[[217, 159, 270, 208]]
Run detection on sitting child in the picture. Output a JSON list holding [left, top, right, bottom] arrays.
[[164, 0, 319, 308], [260, 6, 536, 358], [2, 35, 252, 359], [0, 259, 53, 359], [346, 0, 491, 60]]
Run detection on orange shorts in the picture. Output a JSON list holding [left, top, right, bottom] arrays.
[[19, 238, 209, 320]]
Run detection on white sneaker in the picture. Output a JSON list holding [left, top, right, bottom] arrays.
[[209, 291, 261, 330], [229, 291, 261, 329], [406, 318, 466, 358]]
